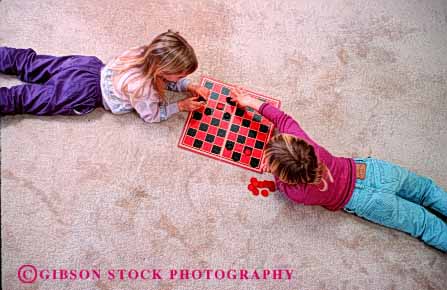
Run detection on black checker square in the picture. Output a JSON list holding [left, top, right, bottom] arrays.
[[204, 107, 213, 115], [221, 87, 230, 95], [226, 96, 236, 106], [211, 145, 222, 155], [211, 118, 220, 126], [248, 130, 257, 138], [235, 108, 245, 117], [223, 112, 231, 121], [230, 124, 240, 133], [259, 124, 269, 133], [210, 92, 219, 100], [205, 134, 215, 143], [231, 152, 241, 162], [225, 140, 235, 150], [187, 128, 197, 137], [217, 128, 226, 137], [250, 158, 260, 168], [192, 111, 202, 120], [255, 140, 265, 149], [253, 114, 262, 122], [199, 123, 209, 132], [237, 135, 246, 144], [205, 81, 213, 89], [241, 119, 251, 127], [193, 139, 203, 149]]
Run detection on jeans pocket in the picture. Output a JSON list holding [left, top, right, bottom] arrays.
[[375, 159, 400, 184]]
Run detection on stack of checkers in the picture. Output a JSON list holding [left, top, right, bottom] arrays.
[[248, 177, 276, 197], [178, 76, 281, 173]]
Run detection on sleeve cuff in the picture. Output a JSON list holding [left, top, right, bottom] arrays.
[[177, 78, 191, 92], [166, 102, 180, 118]]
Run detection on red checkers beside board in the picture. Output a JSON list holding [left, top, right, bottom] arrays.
[[248, 177, 276, 198]]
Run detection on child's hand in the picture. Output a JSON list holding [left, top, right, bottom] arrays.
[[178, 96, 205, 112], [261, 158, 271, 173], [230, 87, 263, 111], [188, 83, 210, 99]]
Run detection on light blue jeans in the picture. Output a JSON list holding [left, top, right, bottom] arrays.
[[344, 157, 447, 252]]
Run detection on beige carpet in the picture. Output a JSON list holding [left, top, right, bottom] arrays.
[[1, 0, 446, 289]]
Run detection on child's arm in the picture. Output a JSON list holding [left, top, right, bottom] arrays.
[[230, 88, 311, 140], [166, 79, 210, 99], [133, 96, 203, 123]]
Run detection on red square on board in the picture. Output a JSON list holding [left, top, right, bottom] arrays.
[[196, 131, 206, 140], [214, 110, 223, 119], [213, 83, 222, 94], [239, 127, 248, 135], [246, 138, 255, 147], [257, 132, 268, 141], [252, 149, 263, 158], [208, 125, 218, 135], [223, 149, 232, 158], [202, 142, 212, 152], [228, 132, 237, 141], [220, 121, 229, 129], [235, 143, 243, 152], [241, 155, 250, 164], [233, 116, 242, 125], [184, 135, 194, 146], [190, 119, 200, 129], [215, 137, 224, 146], [250, 122, 260, 131]]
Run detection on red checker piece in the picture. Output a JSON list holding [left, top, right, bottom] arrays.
[[250, 177, 258, 186], [216, 103, 225, 110], [248, 184, 259, 196], [261, 189, 269, 197], [244, 148, 252, 155]]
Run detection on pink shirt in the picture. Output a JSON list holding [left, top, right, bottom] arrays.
[[259, 103, 356, 211]]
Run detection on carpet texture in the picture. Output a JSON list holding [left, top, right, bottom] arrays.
[[1, 0, 446, 289]]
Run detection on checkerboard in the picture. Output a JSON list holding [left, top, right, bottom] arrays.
[[178, 76, 281, 173]]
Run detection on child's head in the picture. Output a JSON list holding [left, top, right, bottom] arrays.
[[264, 134, 325, 185], [145, 30, 198, 81], [116, 30, 198, 100]]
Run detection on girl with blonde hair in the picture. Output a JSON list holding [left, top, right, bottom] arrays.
[[230, 88, 447, 252], [1, 30, 208, 120]]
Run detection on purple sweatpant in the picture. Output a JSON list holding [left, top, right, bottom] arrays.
[[0, 47, 104, 116]]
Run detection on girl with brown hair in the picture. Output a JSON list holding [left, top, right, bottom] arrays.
[[230, 88, 447, 252]]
